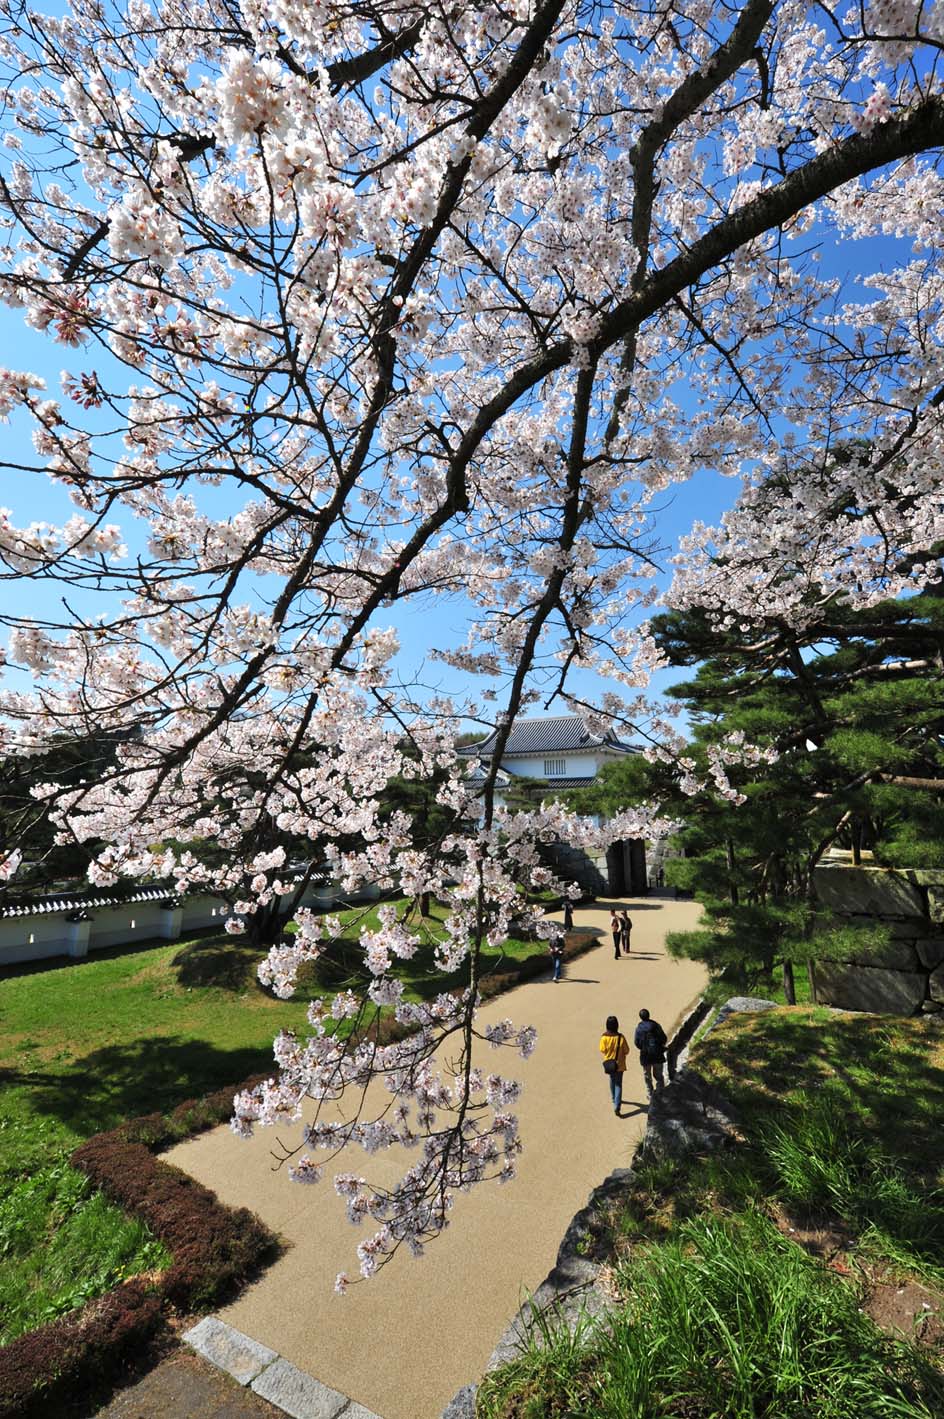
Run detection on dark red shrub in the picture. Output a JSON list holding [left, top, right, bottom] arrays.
[[0, 1279, 161, 1419]]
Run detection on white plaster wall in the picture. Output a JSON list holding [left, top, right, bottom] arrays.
[[88, 902, 167, 949], [0, 877, 375, 969], [502, 750, 598, 778], [0, 915, 68, 966], [179, 894, 232, 933]]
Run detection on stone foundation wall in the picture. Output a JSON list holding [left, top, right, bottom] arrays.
[[539, 839, 609, 896], [811, 865, 944, 1016]]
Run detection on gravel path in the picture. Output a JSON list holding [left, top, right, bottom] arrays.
[[163, 896, 706, 1419]]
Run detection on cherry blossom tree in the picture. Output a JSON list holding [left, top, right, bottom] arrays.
[[0, 0, 943, 1280]]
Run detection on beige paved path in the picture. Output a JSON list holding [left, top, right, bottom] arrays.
[[166, 897, 705, 1419]]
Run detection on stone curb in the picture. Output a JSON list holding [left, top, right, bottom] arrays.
[[184, 1317, 384, 1419]]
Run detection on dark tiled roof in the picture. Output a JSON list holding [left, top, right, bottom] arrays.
[[460, 715, 635, 758], [0, 869, 329, 920], [0, 885, 178, 919], [508, 775, 597, 789]]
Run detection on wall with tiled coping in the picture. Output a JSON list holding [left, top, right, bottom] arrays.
[[0, 879, 379, 968]]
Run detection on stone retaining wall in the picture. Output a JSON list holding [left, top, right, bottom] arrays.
[[811, 865, 944, 1016]]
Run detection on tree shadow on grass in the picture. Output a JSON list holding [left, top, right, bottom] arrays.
[[678, 1011, 944, 1276], [5, 1036, 274, 1141], [171, 938, 264, 992], [295, 935, 554, 1002], [696, 1011, 944, 1177]]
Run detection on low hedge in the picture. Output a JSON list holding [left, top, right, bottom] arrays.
[[0, 924, 601, 1416], [0, 1278, 164, 1419], [0, 1080, 279, 1419], [70, 1138, 278, 1312]]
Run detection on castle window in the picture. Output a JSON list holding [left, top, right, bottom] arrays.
[[544, 758, 567, 776]]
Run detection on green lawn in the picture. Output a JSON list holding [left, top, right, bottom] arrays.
[[0, 898, 543, 1342], [479, 1007, 944, 1419]]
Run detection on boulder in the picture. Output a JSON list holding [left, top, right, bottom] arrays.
[[441, 1388, 478, 1419], [809, 960, 927, 1015], [916, 938, 944, 971], [641, 1070, 742, 1158], [930, 965, 944, 1005], [814, 866, 926, 919]]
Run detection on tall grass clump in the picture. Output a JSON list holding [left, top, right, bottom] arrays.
[[478, 1212, 944, 1419], [761, 1091, 944, 1283]]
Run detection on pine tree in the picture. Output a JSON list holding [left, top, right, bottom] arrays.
[[648, 592, 944, 997]]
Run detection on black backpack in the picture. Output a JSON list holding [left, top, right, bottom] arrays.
[[637, 1020, 666, 1062]]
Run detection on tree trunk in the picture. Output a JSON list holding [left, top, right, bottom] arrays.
[[726, 838, 739, 906], [249, 899, 287, 946], [420, 889, 431, 918], [782, 958, 796, 1005]]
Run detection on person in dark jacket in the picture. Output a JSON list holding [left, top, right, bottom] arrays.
[[563, 898, 574, 931], [634, 1008, 667, 1098]]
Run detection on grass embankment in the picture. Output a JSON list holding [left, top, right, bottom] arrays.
[[0, 898, 545, 1342], [479, 1006, 944, 1419]]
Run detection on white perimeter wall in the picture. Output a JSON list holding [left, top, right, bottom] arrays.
[[0, 880, 380, 968]]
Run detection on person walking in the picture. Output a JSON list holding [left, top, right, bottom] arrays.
[[634, 1008, 668, 1098], [619, 909, 632, 955], [563, 898, 574, 931], [610, 910, 622, 959], [549, 937, 564, 982], [599, 1015, 629, 1115]]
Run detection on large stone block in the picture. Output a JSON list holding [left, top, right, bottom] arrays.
[[809, 960, 927, 1015], [930, 965, 944, 1004], [887, 919, 931, 939], [183, 1317, 277, 1386], [814, 866, 925, 919], [916, 939, 944, 971], [251, 1358, 354, 1418], [927, 885, 944, 924], [812, 936, 919, 970]]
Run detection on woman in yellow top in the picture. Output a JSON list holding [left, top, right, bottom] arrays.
[[599, 1014, 629, 1115]]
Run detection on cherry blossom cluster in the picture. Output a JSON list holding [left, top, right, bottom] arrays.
[[1, 0, 943, 1279]]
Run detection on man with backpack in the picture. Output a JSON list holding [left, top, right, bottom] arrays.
[[634, 1008, 668, 1098]]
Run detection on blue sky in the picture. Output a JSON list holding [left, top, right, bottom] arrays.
[[0, 212, 919, 739], [0, 298, 741, 730]]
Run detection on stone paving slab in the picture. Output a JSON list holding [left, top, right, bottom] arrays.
[[185, 1317, 279, 1386], [95, 1348, 283, 1418], [250, 1358, 361, 1419]]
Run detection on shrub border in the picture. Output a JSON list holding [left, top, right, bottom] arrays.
[[0, 1074, 280, 1419], [0, 925, 600, 1417]]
